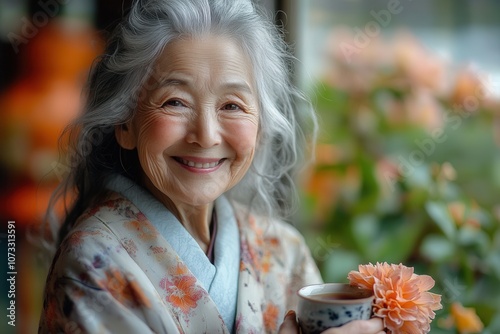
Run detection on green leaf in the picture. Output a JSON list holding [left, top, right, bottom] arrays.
[[374, 216, 423, 263], [426, 201, 456, 240], [457, 226, 490, 255], [351, 214, 378, 256], [486, 251, 500, 280], [351, 214, 423, 264], [322, 249, 361, 284], [484, 313, 500, 334], [358, 154, 379, 205], [420, 234, 455, 263]]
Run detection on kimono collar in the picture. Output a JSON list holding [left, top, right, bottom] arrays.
[[106, 174, 240, 332]]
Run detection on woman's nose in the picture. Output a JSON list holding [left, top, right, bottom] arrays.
[[186, 109, 222, 148]]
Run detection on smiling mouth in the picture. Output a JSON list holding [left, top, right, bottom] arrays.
[[173, 157, 225, 169]]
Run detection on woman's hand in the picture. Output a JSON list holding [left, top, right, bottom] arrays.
[[278, 310, 385, 334], [319, 318, 385, 334], [278, 310, 300, 333]]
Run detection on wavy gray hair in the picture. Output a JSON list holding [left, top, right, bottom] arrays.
[[49, 0, 317, 246]]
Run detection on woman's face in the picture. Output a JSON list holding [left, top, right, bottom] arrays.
[[116, 35, 259, 207]]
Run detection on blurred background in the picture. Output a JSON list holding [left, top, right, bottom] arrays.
[[0, 0, 499, 333]]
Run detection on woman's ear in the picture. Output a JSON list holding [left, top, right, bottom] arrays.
[[115, 122, 136, 150]]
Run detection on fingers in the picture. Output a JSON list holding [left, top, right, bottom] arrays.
[[321, 318, 384, 334], [277, 310, 300, 334], [277, 312, 384, 334]]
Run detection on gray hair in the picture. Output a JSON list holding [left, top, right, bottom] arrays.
[[49, 0, 317, 246]]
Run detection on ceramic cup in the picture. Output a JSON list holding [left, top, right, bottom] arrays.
[[297, 283, 374, 334]]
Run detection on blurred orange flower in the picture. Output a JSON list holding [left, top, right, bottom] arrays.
[[450, 302, 484, 334], [348, 262, 442, 334], [447, 201, 482, 229], [450, 69, 485, 110], [263, 302, 280, 331], [393, 32, 446, 93], [98, 268, 151, 308]]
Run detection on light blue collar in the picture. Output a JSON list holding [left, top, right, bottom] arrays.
[[106, 174, 240, 333]]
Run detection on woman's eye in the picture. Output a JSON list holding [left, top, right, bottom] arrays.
[[222, 103, 241, 111], [162, 99, 184, 108]]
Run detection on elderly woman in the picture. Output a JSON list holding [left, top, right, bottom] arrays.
[[39, 0, 384, 333]]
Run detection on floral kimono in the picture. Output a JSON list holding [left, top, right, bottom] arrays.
[[39, 175, 322, 333]]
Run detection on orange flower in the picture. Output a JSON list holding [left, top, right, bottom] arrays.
[[450, 302, 483, 334], [447, 202, 482, 229], [450, 69, 484, 110], [160, 274, 203, 314], [348, 262, 442, 334], [448, 202, 466, 225], [98, 268, 151, 308], [263, 302, 280, 331]]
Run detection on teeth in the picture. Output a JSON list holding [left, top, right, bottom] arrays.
[[180, 158, 220, 169]]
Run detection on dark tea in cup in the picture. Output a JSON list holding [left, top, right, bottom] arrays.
[[297, 283, 374, 334]]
